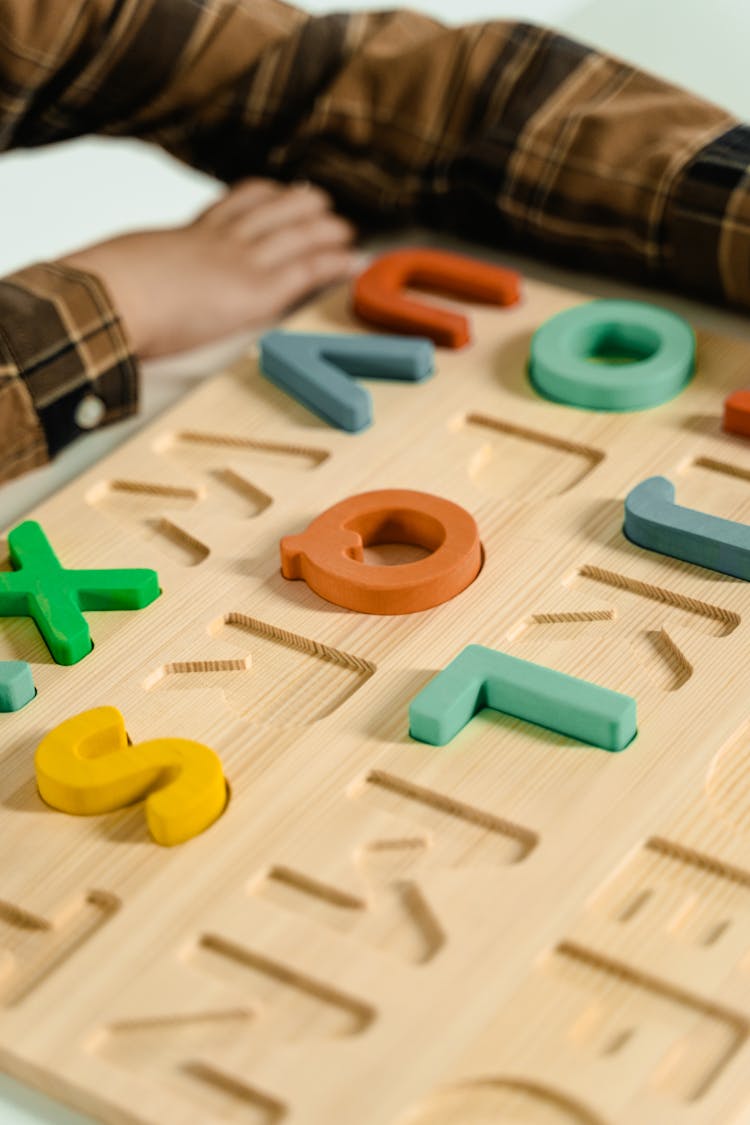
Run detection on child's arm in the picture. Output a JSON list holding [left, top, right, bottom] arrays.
[[0, 183, 355, 486], [49, 0, 734, 299], [0, 0, 743, 484]]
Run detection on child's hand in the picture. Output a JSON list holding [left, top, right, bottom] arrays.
[[61, 179, 357, 359]]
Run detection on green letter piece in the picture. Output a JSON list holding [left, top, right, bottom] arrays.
[[624, 476, 750, 579], [259, 331, 435, 432], [409, 644, 637, 752], [529, 299, 695, 411], [0, 521, 160, 666]]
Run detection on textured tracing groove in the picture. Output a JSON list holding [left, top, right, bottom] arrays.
[[161, 429, 329, 467], [576, 566, 740, 631], [466, 412, 605, 463]]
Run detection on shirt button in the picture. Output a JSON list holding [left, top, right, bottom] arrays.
[[75, 394, 106, 430]]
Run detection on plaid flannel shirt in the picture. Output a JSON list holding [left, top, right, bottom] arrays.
[[0, 0, 744, 483]]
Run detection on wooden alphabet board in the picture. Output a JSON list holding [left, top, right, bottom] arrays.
[[2, 272, 750, 1125]]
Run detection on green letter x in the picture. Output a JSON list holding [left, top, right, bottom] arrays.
[[0, 521, 160, 665]]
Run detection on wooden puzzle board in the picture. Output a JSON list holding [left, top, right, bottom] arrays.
[[2, 274, 750, 1125]]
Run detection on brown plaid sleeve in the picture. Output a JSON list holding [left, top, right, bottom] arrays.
[[0, 264, 138, 484], [0, 0, 748, 481]]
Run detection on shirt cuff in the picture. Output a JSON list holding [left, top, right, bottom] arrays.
[[0, 261, 139, 484], [664, 123, 750, 309]]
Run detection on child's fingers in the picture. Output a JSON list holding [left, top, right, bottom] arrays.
[[197, 179, 283, 226], [269, 248, 359, 308], [230, 183, 333, 242], [252, 214, 356, 268]]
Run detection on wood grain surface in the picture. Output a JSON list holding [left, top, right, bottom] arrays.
[[1, 275, 749, 1125]]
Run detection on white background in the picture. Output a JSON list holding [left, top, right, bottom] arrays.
[[1, 0, 749, 1120]]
